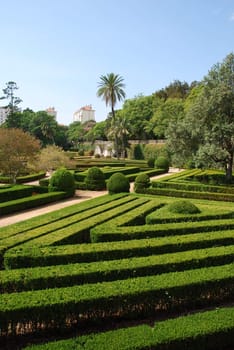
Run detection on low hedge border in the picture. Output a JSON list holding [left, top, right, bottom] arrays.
[[151, 180, 234, 194], [145, 205, 234, 224], [0, 192, 66, 216], [1, 245, 234, 293], [74, 167, 141, 182], [137, 186, 234, 201], [0, 172, 46, 184], [0, 185, 35, 203], [0, 193, 126, 241], [0, 196, 137, 252], [13, 197, 149, 248], [90, 218, 234, 242], [0, 263, 234, 336], [4, 229, 234, 269], [23, 306, 234, 350]]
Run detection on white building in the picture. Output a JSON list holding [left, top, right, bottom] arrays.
[[73, 105, 95, 123], [45, 107, 57, 119], [0, 107, 8, 125]]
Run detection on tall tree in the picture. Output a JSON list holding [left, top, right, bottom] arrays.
[[1, 81, 22, 114], [106, 111, 130, 158], [166, 53, 234, 182], [29, 111, 57, 146], [1, 81, 22, 128], [97, 73, 126, 120], [0, 128, 40, 183], [97, 73, 126, 156]]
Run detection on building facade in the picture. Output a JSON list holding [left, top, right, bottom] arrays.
[[45, 107, 57, 119], [0, 107, 8, 125], [73, 105, 95, 123]]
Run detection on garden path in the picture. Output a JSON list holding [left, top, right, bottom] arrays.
[[0, 168, 182, 228]]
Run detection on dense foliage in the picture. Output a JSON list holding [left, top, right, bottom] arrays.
[[48, 168, 75, 197], [85, 166, 106, 190], [107, 172, 130, 194]]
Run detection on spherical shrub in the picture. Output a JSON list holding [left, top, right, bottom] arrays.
[[167, 200, 200, 214], [107, 173, 130, 194], [85, 167, 106, 190], [134, 173, 150, 193], [154, 156, 170, 172], [48, 168, 75, 197], [147, 158, 155, 168]]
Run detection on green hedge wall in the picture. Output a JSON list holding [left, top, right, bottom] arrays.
[[1, 245, 234, 293], [4, 229, 234, 269], [1, 263, 233, 336], [0, 192, 66, 216], [24, 306, 234, 350]]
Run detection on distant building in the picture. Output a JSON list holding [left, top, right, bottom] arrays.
[[0, 107, 9, 125], [73, 105, 95, 123], [46, 107, 57, 119]]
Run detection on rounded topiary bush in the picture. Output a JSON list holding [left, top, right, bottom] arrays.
[[107, 173, 130, 194], [48, 168, 75, 197], [134, 173, 150, 193], [154, 156, 170, 172], [85, 167, 106, 190], [167, 200, 200, 214]]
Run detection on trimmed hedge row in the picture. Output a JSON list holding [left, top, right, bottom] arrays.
[[137, 186, 234, 201], [24, 306, 234, 350], [125, 168, 166, 182], [0, 172, 46, 184], [4, 229, 234, 269], [90, 218, 234, 243], [151, 180, 234, 194], [74, 166, 141, 182], [0, 193, 126, 241], [1, 263, 234, 336], [0, 192, 66, 216], [1, 245, 234, 293], [0, 196, 138, 251], [0, 185, 35, 202], [145, 205, 234, 224], [13, 197, 149, 247]]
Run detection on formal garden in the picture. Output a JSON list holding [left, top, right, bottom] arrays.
[[0, 53, 233, 349], [0, 163, 234, 349]]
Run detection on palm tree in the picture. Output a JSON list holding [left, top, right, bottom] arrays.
[[97, 73, 126, 157], [97, 73, 126, 120], [106, 112, 130, 158]]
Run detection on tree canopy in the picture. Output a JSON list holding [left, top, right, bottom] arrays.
[[0, 128, 41, 183], [166, 52, 234, 181]]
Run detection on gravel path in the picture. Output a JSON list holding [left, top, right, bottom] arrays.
[[0, 168, 182, 228]]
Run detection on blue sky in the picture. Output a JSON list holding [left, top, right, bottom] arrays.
[[0, 0, 233, 125]]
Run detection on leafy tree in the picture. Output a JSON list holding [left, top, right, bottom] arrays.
[[154, 80, 192, 100], [166, 53, 234, 182], [35, 145, 73, 173], [106, 110, 130, 158], [150, 98, 185, 139], [121, 94, 154, 139], [67, 121, 86, 150], [29, 111, 57, 146], [0, 128, 40, 183], [86, 121, 108, 142]]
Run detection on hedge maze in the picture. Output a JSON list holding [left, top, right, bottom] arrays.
[[0, 187, 234, 349]]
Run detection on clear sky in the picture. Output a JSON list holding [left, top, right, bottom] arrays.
[[0, 0, 233, 125]]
